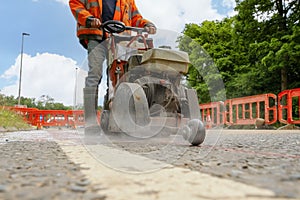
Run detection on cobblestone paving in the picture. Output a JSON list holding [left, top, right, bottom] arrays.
[[0, 131, 106, 200]]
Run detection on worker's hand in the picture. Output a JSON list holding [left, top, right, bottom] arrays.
[[145, 25, 157, 34], [90, 18, 101, 28]]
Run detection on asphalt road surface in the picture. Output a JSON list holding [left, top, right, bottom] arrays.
[[0, 128, 299, 199]]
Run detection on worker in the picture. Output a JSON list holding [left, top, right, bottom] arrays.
[[69, 0, 156, 136]]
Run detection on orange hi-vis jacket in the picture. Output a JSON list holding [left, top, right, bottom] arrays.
[[69, 0, 153, 41]]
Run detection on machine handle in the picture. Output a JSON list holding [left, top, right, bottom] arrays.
[[101, 20, 148, 34]]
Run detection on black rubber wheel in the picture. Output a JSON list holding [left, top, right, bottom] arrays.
[[187, 119, 206, 146]]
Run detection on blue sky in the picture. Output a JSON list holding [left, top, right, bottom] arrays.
[[0, 0, 235, 106], [0, 0, 85, 82]]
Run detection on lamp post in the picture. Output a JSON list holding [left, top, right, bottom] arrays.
[[74, 67, 78, 107], [18, 32, 30, 106]]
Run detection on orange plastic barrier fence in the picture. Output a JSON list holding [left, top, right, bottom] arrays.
[[3, 88, 300, 129], [200, 93, 278, 128], [224, 93, 277, 126], [200, 101, 225, 128], [278, 88, 300, 124], [10, 107, 85, 129]]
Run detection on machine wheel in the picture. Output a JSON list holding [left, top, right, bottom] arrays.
[[100, 110, 110, 134], [181, 119, 206, 146], [109, 82, 150, 133]]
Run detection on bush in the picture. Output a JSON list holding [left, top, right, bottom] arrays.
[[0, 108, 31, 130]]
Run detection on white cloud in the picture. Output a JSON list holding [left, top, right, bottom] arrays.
[[222, 0, 236, 8], [54, 0, 68, 5], [136, 0, 224, 32], [1, 53, 88, 106]]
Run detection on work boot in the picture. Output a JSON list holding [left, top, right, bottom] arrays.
[[83, 87, 101, 137]]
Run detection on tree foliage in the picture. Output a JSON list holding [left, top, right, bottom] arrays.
[[179, 0, 300, 102], [0, 93, 72, 110]]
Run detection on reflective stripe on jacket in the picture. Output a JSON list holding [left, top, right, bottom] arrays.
[[69, 0, 153, 40]]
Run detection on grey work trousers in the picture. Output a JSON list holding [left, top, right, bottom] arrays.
[[86, 39, 108, 87]]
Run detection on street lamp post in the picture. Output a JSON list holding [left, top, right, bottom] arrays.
[[18, 32, 30, 106], [74, 67, 78, 107]]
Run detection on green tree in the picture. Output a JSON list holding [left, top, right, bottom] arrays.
[[0, 93, 71, 110], [179, 19, 234, 102], [234, 0, 300, 92], [35, 95, 71, 110], [178, 0, 300, 101]]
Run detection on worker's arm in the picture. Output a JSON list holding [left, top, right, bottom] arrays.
[[69, 0, 99, 27]]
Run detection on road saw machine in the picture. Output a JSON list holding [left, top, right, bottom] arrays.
[[99, 20, 206, 146]]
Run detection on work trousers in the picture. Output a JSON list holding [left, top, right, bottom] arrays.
[[86, 39, 108, 87]]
